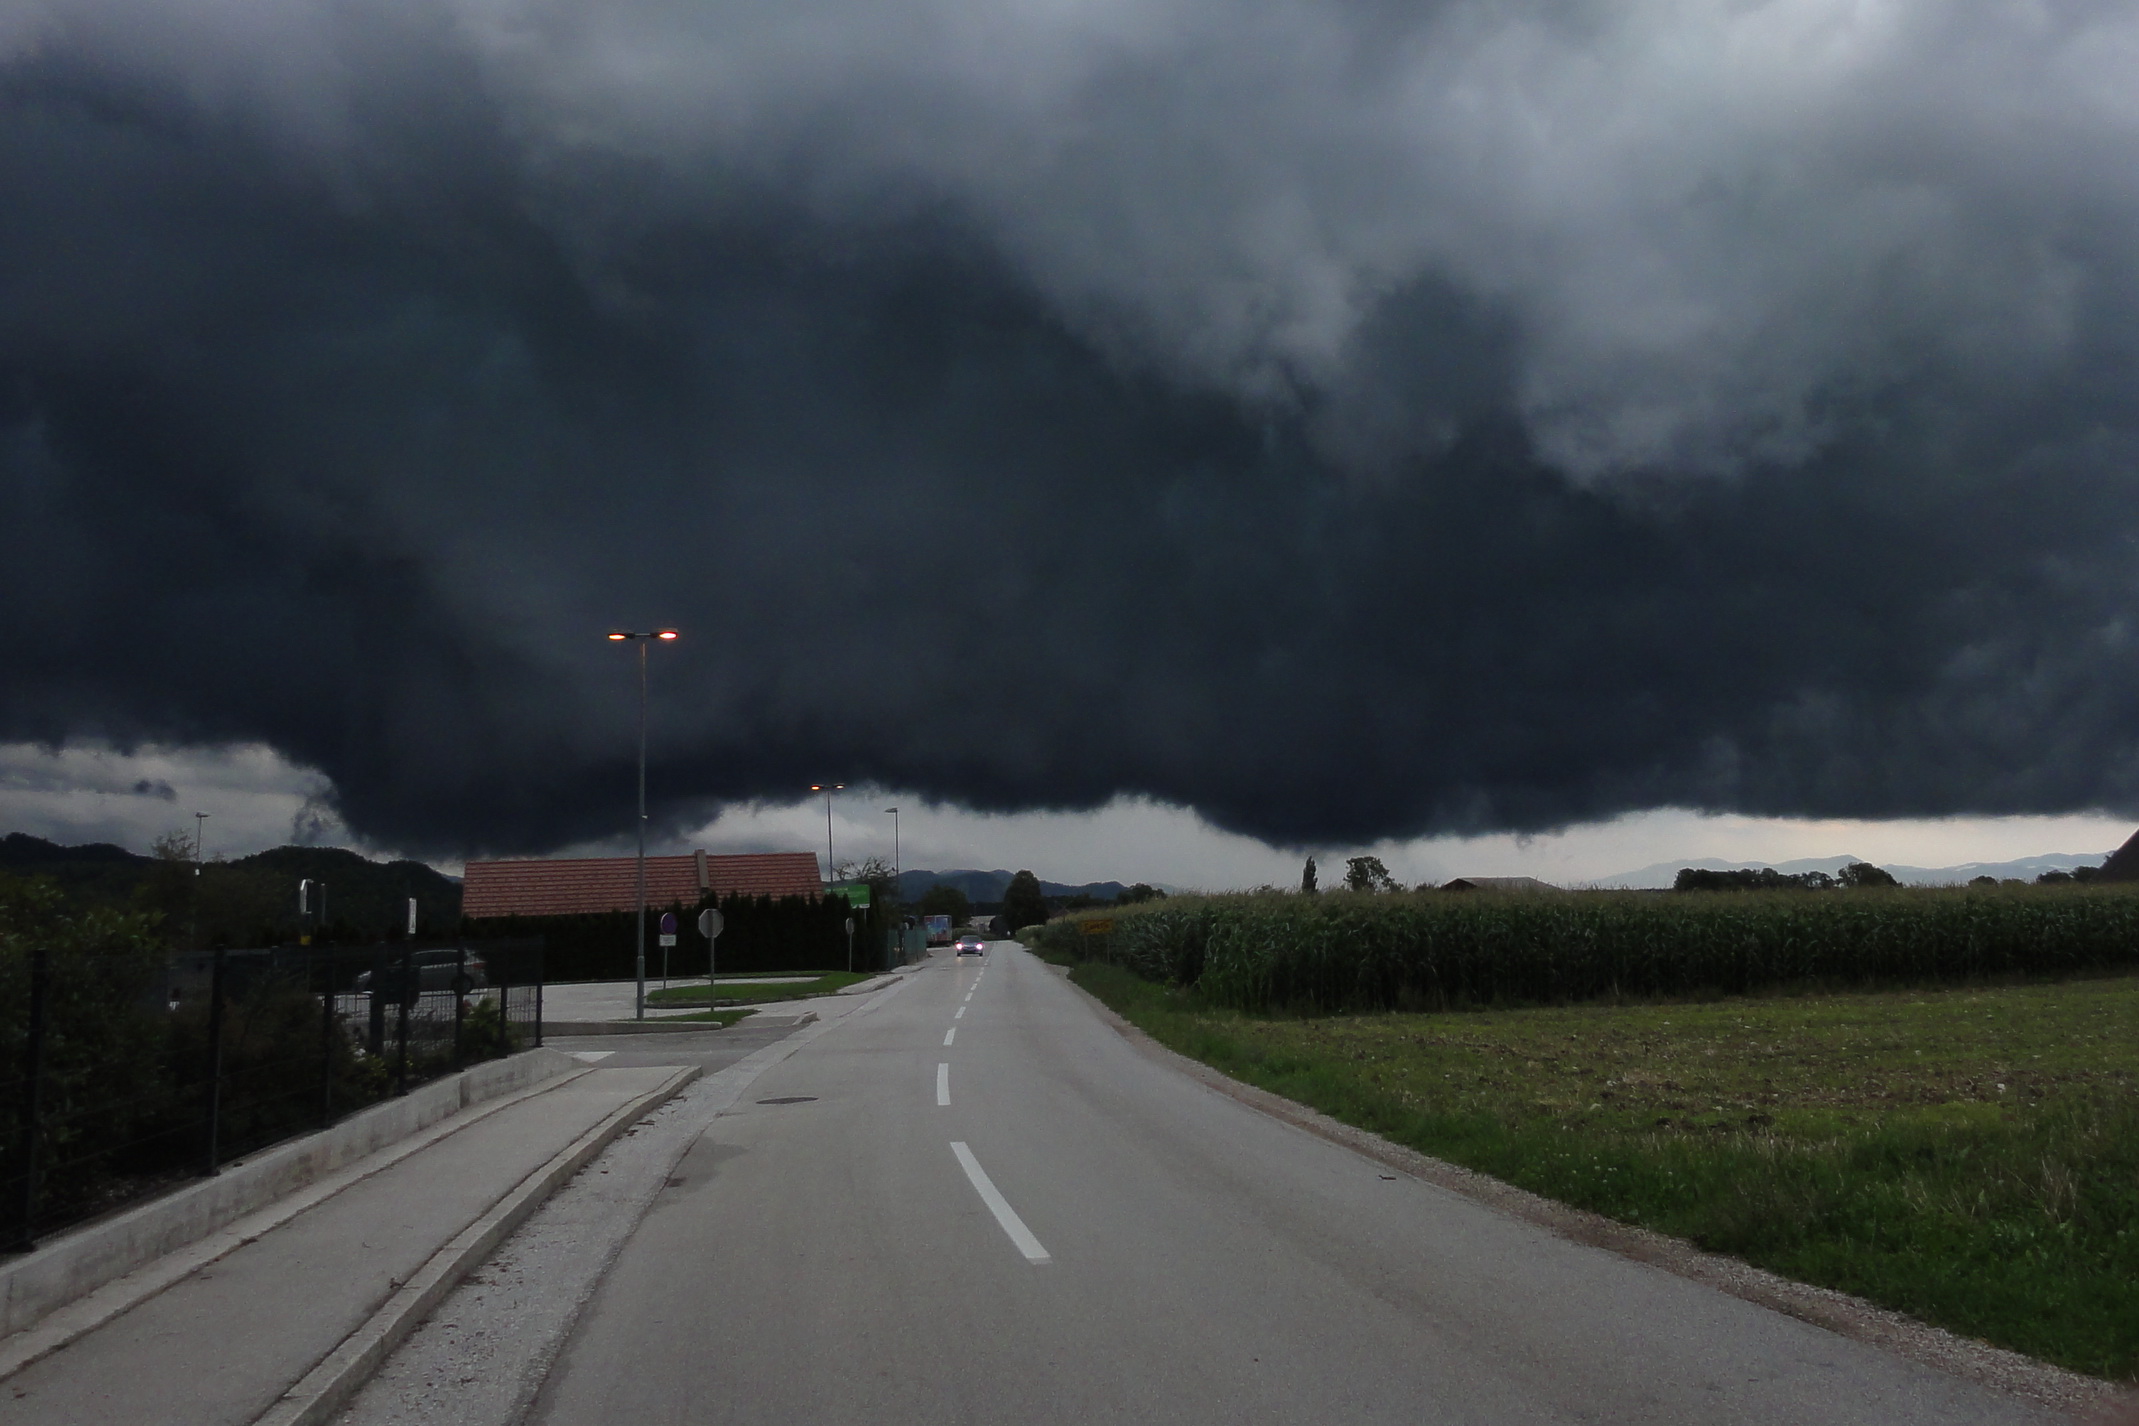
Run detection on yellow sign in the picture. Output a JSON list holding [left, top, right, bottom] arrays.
[[1081, 918, 1114, 935]]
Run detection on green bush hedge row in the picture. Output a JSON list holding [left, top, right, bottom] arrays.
[[1034, 887, 2139, 1013]]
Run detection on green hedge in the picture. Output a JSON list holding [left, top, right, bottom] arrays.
[[469, 892, 880, 981], [1049, 886, 2139, 1013]]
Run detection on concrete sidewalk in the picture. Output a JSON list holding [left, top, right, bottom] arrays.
[[0, 1065, 695, 1426]]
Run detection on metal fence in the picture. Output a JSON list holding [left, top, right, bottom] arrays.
[[1, 938, 543, 1251], [884, 924, 929, 968]]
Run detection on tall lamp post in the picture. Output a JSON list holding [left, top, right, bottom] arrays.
[[192, 812, 208, 954], [810, 783, 844, 887], [610, 629, 680, 1019]]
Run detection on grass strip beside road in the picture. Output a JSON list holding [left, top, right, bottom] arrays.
[[646, 971, 872, 1006], [1071, 961, 2139, 1383]]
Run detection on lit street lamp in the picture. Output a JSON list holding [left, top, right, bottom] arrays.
[[609, 629, 680, 1019], [810, 783, 844, 887]]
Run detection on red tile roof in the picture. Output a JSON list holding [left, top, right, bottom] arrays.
[[463, 851, 824, 919]]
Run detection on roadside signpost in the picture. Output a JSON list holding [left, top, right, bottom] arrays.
[[659, 911, 678, 988], [845, 916, 856, 973]]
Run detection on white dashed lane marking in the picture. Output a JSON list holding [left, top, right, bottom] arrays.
[[951, 1142, 1051, 1264]]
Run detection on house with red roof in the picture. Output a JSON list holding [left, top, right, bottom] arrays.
[[462, 850, 824, 919]]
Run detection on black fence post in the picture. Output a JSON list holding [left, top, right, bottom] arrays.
[[319, 945, 336, 1126], [394, 944, 412, 1097], [202, 946, 227, 1176], [534, 942, 544, 1048], [452, 947, 467, 1070], [12, 946, 51, 1250]]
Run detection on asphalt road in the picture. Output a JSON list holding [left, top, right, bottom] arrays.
[[518, 945, 2060, 1426]]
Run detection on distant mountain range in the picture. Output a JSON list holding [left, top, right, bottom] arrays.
[[1592, 852, 2113, 890], [1, 832, 462, 935], [895, 868, 1146, 905]]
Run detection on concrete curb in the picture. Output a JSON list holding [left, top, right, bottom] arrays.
[[541, 1019, 727, 1035], [0, 1047, 578, 1347], [1046, 956, 2122, 1416], [254, 1062, 703, 1426]]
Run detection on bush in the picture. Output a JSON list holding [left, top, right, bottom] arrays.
[[471, 892, 869, 980], [1067, 885, 2139, 1014], [0, 875, 170, 1221]]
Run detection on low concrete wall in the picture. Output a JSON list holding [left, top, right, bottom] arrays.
[[0, 1046, 576, 1339]]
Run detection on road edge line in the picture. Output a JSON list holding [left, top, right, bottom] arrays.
[[252, 1064, 702, 1426], [1047, 955, 2119, 1415]]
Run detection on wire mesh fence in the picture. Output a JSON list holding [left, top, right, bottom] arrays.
[[1, 938, 543, 1251]]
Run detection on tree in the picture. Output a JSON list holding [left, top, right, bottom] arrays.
[[1003, 870, 1048, 930], [1300, 857, 1318, 895], [1117, 883, 1165, 905], [1837, 861, 1899, 889], [836, 856, 899, 910], [917, 882, 972, 925], [1674, 867, 1834, 892], [1344, 855, 1398, 893]]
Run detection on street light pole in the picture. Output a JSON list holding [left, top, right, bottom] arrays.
[[192, 812, 208, 954], [885, 807, 900, 893], [610, 629, 679, 1019], [637, 638, 647, 1017], [810, 783, 844, 886]]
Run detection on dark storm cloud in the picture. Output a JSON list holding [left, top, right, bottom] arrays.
[[6, 0, 2139, 855]]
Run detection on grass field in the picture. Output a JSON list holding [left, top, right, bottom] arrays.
[[1070, 961, 2139, 1382], [645, 971, 871, 1006]]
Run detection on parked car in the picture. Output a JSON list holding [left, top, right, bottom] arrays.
[[353, 949, 488, 999], [952, 934, 987, 957]]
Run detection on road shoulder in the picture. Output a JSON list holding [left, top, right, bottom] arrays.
[[1049, 959, 2118, 1417]]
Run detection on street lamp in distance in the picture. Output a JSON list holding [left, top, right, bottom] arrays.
[[610, 629, 680, 1019], [884, 807, 900, 896]]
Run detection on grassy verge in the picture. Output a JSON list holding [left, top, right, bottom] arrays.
[[1070, 960, 2139, 1382], [645, 971, 871, 1006]]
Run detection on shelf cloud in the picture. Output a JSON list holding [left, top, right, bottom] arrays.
[[6, 0, 2139, 856]]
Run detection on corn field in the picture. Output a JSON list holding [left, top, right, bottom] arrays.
[[1042, 887, 2139, 1013]]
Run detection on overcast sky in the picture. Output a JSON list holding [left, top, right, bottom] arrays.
[[7, 2, 2139, 869], [2, 740, 2127, 889]]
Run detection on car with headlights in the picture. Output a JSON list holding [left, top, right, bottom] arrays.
[[952, 933, 987, 957]]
